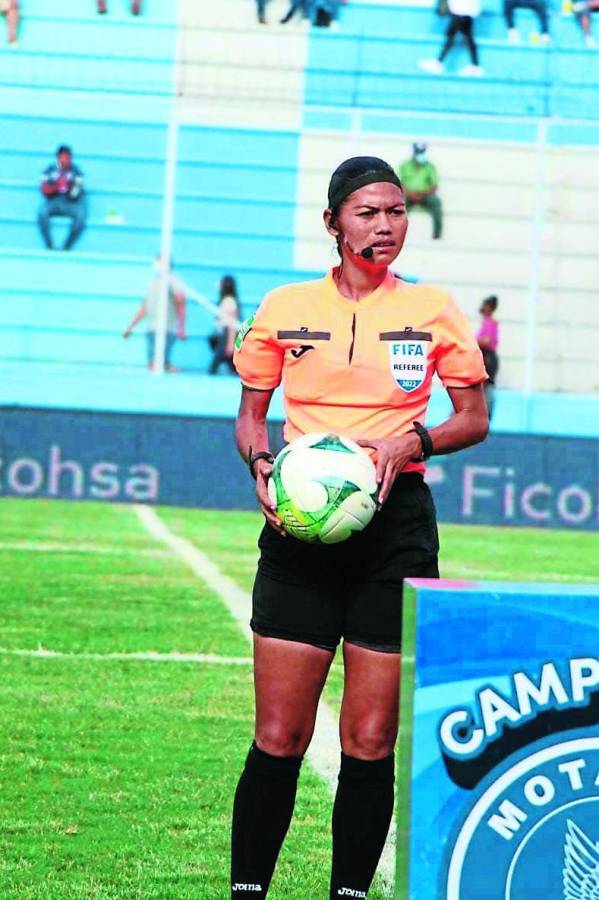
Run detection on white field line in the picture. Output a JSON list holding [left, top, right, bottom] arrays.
[[0, 647, 253, 665], [0, 541, 169, 557], [134, 504, 395, 895]]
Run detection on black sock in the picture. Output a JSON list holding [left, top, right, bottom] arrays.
[[329, 753, 395, 899], [231, 741, 303, 898]]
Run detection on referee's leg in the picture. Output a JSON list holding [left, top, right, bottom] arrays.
[[329, 643, 399, 899], [230, 634, 334, 898]]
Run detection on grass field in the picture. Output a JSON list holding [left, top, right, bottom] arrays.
[[1, 497, 597, 899]]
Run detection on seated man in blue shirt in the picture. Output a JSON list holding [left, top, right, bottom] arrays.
[[38, 145, 87, 252]]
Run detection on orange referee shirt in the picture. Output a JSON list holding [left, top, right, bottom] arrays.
[[234, 268, 486, 473]]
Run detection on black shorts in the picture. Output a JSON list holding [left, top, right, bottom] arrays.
[[251, 473, 439, 653]]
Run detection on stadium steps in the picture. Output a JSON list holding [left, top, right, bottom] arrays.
[[0, 3, 177, 96], [0, 249, 216, 371], [178, 0, 309, 111], [191, 0, 599, 118]]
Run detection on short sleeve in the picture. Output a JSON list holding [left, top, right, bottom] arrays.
[[427, 163, 439, 187], [233, 294, 284, 390], [434, 295, 488, 388], [168, 273, 186, 296]]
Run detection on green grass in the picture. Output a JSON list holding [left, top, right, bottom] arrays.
[[0, 498, 597, 898]]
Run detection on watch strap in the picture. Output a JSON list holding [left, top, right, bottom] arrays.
[[249, 449, 274, 479], [412, 421, 434, 461]]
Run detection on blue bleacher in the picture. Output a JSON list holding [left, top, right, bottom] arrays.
[[0, 112, 168, 255], [340, 0, 586, 44], [304, 2, 599, 119], [0, 0, 597, 385]]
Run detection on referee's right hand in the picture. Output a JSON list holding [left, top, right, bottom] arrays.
[[254, 459, 286, 536]]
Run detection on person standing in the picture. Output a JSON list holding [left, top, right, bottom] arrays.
[[570, 0, 599, 46], [38, 146, 87, 252], [280, 0, 312, 23], [0, 0, 19, 44], [398, 142, 443, 240], [209, 275, 240, 375], [476, 294, 499, 420], [419, 0, 483, 76], [123, 257, 187, 372], [503, 0, 550, 42], [256, 0, 268, 24], [97, 1, 142, 14], [230, 156, 488, 899]]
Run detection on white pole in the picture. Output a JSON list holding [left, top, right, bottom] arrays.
[[154, 3, 182, 376], [524, 118, 548, 410]]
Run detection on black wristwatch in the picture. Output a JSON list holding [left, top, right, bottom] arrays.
[[411, 421, 434, 461], [248, 449, 274, 479]]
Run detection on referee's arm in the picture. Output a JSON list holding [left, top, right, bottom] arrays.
[[236, 386, 285, 533], [428, 383, 489, 455], [235, 385, 274, 466]]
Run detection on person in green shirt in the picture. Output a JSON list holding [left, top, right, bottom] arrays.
[[398, 142, 443, 239]]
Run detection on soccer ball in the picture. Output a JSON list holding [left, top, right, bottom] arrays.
[[267, 432, 378, 544]]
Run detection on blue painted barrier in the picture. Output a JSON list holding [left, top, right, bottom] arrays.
[[0, 407, 597, 530], [397, 578, 599, 898]]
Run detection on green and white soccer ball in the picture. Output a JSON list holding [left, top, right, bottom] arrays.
[[267, 432, 378, 544]]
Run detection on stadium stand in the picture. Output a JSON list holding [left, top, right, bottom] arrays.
[[0, 0, 597, 398]]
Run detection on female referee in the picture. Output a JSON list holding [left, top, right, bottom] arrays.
[[230, 156, 488, 899]]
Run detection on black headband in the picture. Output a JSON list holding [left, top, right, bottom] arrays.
[[328, 169, 402, 213]]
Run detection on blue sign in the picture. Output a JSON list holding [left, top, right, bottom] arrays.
[[426, 435, 599, 530], [0, 408, 597, 530], [397, 580, 599, 899]]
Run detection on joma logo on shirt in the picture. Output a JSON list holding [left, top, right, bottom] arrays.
[[337, 889, 366, 897], [232, 884, 262, 892]]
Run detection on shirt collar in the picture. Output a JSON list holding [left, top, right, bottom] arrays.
[[323, 267, 399, 310]]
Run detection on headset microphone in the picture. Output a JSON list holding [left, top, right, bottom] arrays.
[[342, 236, 375, 261]]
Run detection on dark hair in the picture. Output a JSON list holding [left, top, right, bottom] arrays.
[[327, 156, 402, 216], [220, 274, 238, 300], [56, 145, 72, 156], [482, 294, 498, 312]]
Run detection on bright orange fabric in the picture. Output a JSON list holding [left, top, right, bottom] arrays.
[[234, 268, 486, 473]]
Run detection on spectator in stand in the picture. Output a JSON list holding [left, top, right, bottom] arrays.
[[209, 275, 240, 375], [97, 1, 141, 14], [1, 0, 19, 44], [123, 256, 187, 372], [570, 0, 599, 46], [504, 0, 550, 42], [38, 145, 87, 252], [476, 295, 499, 420], [419, 0, 483, 76], [256, 0, 268, 24], [314, 0, 340, 26], [398, 142, 443, 240], [280, 0, 311, 23]]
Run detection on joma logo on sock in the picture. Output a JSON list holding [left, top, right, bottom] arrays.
[[232, 885, 262, 892], [337, 890, 366, 898]]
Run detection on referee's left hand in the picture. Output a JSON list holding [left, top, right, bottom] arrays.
[[357, 433, 422, 507]]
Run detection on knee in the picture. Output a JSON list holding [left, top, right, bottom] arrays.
[[256, 722, 312, 757], [341, 719, 397, 760]]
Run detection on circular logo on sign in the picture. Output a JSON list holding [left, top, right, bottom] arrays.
[[444, 736, 599, 899]]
